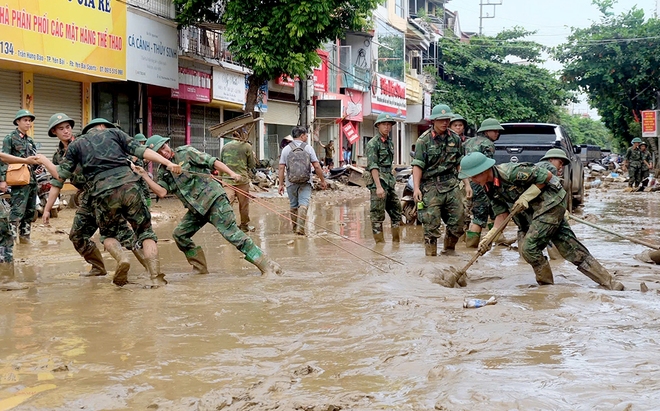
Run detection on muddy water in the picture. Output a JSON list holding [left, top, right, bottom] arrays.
[[1, 185, 660, 410]]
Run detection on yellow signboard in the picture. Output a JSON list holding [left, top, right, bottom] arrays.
[[0, 0, 126, 80]]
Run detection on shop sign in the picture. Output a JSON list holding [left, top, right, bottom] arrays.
[[171, 67, 211, 103], [344, 89, 363, 122], [126, 10, 178, 88], [213, 68, 246, 105], [642, 110, 658, 138], [369, 73, 406, 117], [423, 92, 431, 120], [276, 50, 328, 92], [342, 121, 360, 144], [0, 0, 127, 80]]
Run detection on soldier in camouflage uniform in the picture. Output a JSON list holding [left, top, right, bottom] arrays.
[[44, 113, 146, 277], [412, 104, 471, 256], [640, 142, 652, 187], [1, 109, 39, 243], [366, 113, 402, 243], [624, 137, 644, 188], [220, 135, 256, 232], [139, 135, 282, 277], [0, 152, 42, 288], [459, 152, 624, 290], [449, 114, 468, 143], [462, 118, 504, 248], [132, 133, 152, 208], [55, 118, 181, 287]]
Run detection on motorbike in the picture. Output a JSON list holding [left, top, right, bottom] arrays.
[[35, 165, 60, 219], [400, 175, 418, 225], [326, 166, 351, 184], [395, 166, 412, 183]]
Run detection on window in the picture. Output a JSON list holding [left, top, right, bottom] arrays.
[[395, 0, 405, 18], [376, 19, 405, 81]]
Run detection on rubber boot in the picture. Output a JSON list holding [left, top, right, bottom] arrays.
[[81, 247, 107, 277], [105, 241, 131, 287], [533, 259, 554, 285], [238, 224, 255, 232], [290, 208, 298, 233], [185, 246, 209, 274], [131, 248, 149, 272], [373, 231, 385, 243], [442, 233, 459, 255], [18, 236, 30, 244], [296, 206, 307, 235], [0, 262, 25, 291], [252, 254, 283, 277], [391, 225, 400, 243], [577, 255, 624, 291], [145, 257, 167, 287], [465, 231, 481, 248], [424, 237, 437, 256], [649, 250, 660, 264]]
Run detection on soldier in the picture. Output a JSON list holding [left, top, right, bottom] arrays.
[[139, 135, 282, 277], [449, 114, 469, 142], [412, 104, 471, 256], [623, 137, 643, 189], [640, 142, 652, 189], [1, 109, 38, 243], [43, 113, 145, 277], [55, 118, 181, 287], [458, 152, 624, 290], [220, 134, 256, 232], [536, 148, 568, 177], [365, 113, 402, 243], [462, 118, 504, 248], [132, 133, 152, 207]]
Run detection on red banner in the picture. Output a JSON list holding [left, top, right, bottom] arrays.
[[642, 110, 657, 137], [171, 67, 211, 103], [342, 121, 360, 144], [276, 50, 328, 92]]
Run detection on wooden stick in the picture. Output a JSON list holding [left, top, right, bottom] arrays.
[[568, 214, 660, 250]]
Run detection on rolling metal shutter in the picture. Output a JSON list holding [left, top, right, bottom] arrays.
[[33, 75, 83, 159], [151, 97, 186, 149], [190, 105, 221, 158], [263, 100, 299, 126], [0, 70, 22, 142]]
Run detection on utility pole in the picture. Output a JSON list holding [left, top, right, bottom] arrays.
[[479, 0, 503, 36]]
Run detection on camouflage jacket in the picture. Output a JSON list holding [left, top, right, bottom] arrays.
[[411, 128, 463, 191], [156, 145, 224, 215], [51, 140, 87, 190], [1, 129, 37, 183], [365, 134, 395, 188], [463, 135, 495, 159], [56, 128, 145, 196], [641, 151, 652, 170], [625, 147, 643, 166], [220, 140, 255, 186], [535, 160, 558, 176], [485, 162, 566, 223]]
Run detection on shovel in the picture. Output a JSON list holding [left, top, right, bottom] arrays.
[[566, 214, 660, 250], [436, 209, 519, 288]]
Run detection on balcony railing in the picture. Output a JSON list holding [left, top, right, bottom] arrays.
[[179, 26, 232, 61], [340, 65, 371, 92], [127, 0, 175, 20]]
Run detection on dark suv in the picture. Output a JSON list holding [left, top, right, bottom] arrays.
[[494, 123, 584, 209]]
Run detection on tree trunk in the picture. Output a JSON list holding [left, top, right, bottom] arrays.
[[245, 74, 266, 118]]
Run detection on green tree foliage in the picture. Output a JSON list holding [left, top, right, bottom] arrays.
[[174, 0, 379, 112], [554, 2, 660, 153], [558, 111, 614, 150], [435, 27, 573, 127]]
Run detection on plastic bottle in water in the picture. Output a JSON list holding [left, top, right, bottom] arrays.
[[463, 296, 497, 308], [590, 179, 602, 188]]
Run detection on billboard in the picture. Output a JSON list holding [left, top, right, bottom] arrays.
[[0, 0, 127, 80], [641, 110, 658, 138]]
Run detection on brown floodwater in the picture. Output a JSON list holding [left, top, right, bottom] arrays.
[[1, 184, 660, 410]]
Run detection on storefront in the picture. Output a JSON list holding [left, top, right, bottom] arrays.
[[0, 70, 22, 140]]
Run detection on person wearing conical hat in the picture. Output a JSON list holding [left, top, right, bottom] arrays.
[[1, 109, 38, 244], [458, 152, 624, 291], [412, 103, 470, 256], [624, 137, 644, 189]]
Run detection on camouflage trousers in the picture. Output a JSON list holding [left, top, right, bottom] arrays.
[[93, 182, 157, 246], [0, 200, 13, 263], [9, 183, 36, 239], [417, 182, 465, 240], [628, 165, 642, 187], [69, 190, 136, 257], [519, 202, 590, 268], [469, 181, 493, 228], [173, 194, 262, 261], [369, 183, 402, 233]]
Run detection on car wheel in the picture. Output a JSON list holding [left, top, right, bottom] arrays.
[[573, 176, 584, 206]]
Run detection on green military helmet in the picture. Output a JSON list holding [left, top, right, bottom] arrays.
[[458, 152, 496, 179], [631, 137, 643, 144], [134, 133, 147, 142], [47, 113, 75, 137], [640, 141, 648, 147], [374, 113, 397, 126], [146, 135, 170, 152], [82, 118, 116, 134], [477, 118, 504, 133], [540, 148, 570, 164], [429, 104, 453, 120], [449, 114, 468, 127], [13, 109, 35, 125]]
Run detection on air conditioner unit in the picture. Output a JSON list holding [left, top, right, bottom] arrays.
[[315, 99, 343, 119]]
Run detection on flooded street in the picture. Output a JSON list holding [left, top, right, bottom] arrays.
[[2, 184, 660, 410]]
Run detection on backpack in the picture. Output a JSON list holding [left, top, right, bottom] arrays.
[[286, 141, 312, 184]]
